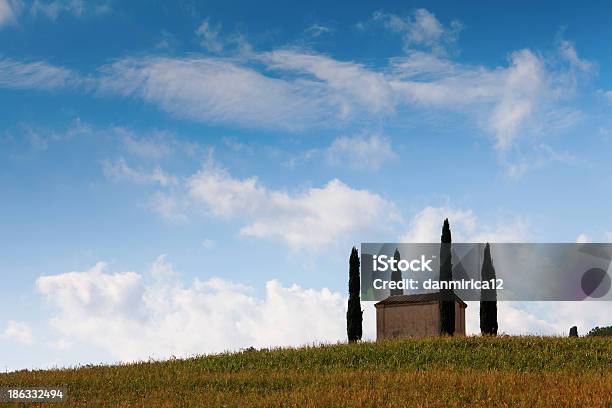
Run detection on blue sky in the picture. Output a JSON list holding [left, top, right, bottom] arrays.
[[1, 0, 611, 371]]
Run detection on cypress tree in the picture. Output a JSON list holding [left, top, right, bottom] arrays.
[[439, 218, 455, 335], [480, 243, 498, 335], [346, 246, 362, 342], [390, 248, 403, 296]]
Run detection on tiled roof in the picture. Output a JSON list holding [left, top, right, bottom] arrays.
[[374, 292, 467, 307]]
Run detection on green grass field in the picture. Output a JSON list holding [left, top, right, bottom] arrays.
[[1, 336, 611, 407]]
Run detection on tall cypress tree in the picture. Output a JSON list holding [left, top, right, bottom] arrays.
[[390, 248, 403, 296], [346, 246, 362, 342], [439, 218, 455, 335], [480, 243, 498, 335]]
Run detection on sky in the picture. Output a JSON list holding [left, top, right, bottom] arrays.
[[1, 0, 611, 371]]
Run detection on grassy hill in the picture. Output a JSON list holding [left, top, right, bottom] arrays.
[[1, 336, 611, 407]]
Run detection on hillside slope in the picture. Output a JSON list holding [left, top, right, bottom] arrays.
[[1, 336, 611, 407]]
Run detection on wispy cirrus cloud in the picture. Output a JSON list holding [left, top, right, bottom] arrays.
[[0, 9, 594, 155], [0, 58, 81, 90], [0, 0, 22, 27], [305, 23, 331, 38], [195, 18, 224, 53], [286, 134, 395, 171], [372, 9, 462, 55], [30, 0, 111, 21], [95, 44, 588, 150], [102, 157, 178, 187], [96, 56, 338, 131], [0, 0, 110, 27]]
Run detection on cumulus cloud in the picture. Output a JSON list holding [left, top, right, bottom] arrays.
[[400, 206, 530, 243], [576, 233, 592, 244], [35, 260, 352, 362], [32, 258, 611, 368], [465, 301, 611, 336], [148, 254, 179, 280], [187, 161, 399, 250], [37, 262, 144, 316], [2, 320, 34, 345]]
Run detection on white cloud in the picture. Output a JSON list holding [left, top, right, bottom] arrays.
[[599, 89, 612, 103], [262, 45, 582, 149], [26, 259, 610, 368], [286, 134, 395, 171], [154, 30, 178, 50], [187, 161, 398, 250], [0, 16, 591, 152], [37, 262, 144, 316], [148, 254, 179, 280], [0, 58, 79, 90], [502, 143, 579, 179], [187, 162, 267, 218], [373, 9, 462, 55], [116, 128, 176, 159], [465, 301, 611, 336], [35, 260, 352, 362], [558, 40, 593, 72], [0, 0, 21, 27], [195, 18, 223, 54], [391, 49, 554, 150], [400, 206, 530, 243], [97, 56, 337, 131], [576, 233, 592, 244], [305, 23, 331, 37], [148, 191, 187, 223], [326, 134, 395, 170], [30, 0, 110, 21], [263, 50, 395, 116], [194, 18, 252, 55], [8, 118, 91, 151], [488, 50, 546, 149], [2, 320, 34, 345], [102, 158, 178, 187]]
